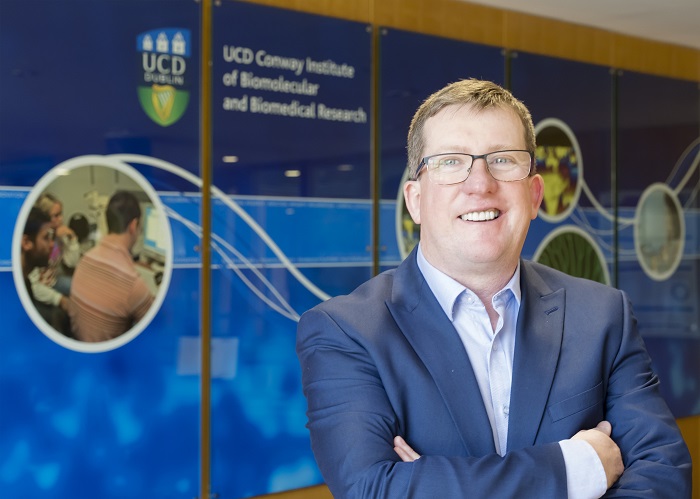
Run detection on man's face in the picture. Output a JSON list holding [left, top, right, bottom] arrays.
[[404, 103, 544, 278], [25, 223, 54, 268]]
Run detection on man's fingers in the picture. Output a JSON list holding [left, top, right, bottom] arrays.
[[393, 445, 413, 462], [573, 420, 612, 439], [595, 420, 612, 436], [393, 436, 421, 462]]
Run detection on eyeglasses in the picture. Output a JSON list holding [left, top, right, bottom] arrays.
[[413, 150, 533, 184]]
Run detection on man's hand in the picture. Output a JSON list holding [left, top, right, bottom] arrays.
[[55, 225, 76, 240], [394, 436, 421, 462], [572, 420, 624, 488]]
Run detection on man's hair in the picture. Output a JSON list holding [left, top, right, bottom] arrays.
[[406, 78, 536, 179], [24, 206, 52, 241], [106, 191, 142, 234]]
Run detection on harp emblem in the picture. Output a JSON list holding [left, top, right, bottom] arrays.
[[151, 85, 176, 122]]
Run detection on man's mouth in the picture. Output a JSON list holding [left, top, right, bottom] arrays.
[[460, 209, 500, 222]]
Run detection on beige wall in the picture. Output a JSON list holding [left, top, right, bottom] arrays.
[[234, 1, 700, 497]]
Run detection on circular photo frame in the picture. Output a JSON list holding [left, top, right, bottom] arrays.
[[534, 118, 583, 223], [12, 155, 173, 353], [533, 225, 610, 286], [634, 182, 685, 282]]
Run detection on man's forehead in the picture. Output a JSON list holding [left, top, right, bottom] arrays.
[[431, 102, 516, 121], [424, 104, 524, 145]]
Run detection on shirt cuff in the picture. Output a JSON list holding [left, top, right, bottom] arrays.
[[559, 439, 607, 499]]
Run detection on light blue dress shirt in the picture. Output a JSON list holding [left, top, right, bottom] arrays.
[[416, 245, 606, 498]]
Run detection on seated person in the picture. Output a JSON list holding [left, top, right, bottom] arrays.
[[69, 191, 155, 342], [31, 192, 79, 309], [21, 207, 70, 333]]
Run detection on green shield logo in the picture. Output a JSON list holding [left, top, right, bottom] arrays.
[[137, 28, 191, 127], [137, 84, 189, 127]]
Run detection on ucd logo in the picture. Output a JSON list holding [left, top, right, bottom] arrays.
[[137, 28, 191, 127]]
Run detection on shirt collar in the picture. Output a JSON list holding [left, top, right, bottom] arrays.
[[416, 243, 522, 321], [99, 235, 134, 260]]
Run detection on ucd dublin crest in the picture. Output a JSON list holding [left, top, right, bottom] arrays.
[[137, 28, 191, 127]]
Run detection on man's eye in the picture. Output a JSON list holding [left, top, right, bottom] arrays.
[[438, 157, 464, 167], [491, 156, 513, 165]]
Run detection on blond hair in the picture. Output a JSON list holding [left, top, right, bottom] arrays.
[[35, 192, 61, 216]]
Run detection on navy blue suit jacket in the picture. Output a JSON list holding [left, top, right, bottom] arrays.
[[297, 248, 691, 497]]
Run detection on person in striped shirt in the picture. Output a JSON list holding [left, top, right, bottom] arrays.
[[69, 190, 154, 342]]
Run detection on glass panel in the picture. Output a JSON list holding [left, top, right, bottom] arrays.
[[617, 71, 700, 417], [210, 3, 372, 496], [510, 53, 614, 285], [0, 1, 201, 497]]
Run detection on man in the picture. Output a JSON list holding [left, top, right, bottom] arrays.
[[21, 207, 54, 300], [296, 79, 691, 497], [22, 206, 74, 334], [69, 190, 154, 342]]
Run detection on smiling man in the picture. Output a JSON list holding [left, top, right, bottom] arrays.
[[296, 79, 691, 498]]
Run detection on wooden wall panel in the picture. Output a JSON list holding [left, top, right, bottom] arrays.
[[233, 0, 700, 80], [250, 484, 333, 499], [678, 416, 700, 498], [504, 11, 615, 65], [232, 0, 371, 22], [374, 0, 506, 47]]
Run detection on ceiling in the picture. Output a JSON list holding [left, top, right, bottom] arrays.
[[463, 0, 700, 50]]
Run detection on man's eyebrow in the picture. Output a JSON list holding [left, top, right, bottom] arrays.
[[430, 144, 519, 153]]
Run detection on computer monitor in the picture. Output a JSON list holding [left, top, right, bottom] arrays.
[[141, 204, 167, 263]]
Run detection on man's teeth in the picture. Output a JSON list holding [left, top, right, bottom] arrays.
[[460, 209, 500, 221]]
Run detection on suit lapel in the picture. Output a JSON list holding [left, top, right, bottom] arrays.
[[507, 261, 565, 451], [386, 249, 496, 456]]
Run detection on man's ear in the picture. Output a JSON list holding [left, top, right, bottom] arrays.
[[403, 180, 422, 225], [529, 174, 545, 220], [128, 217, 140, 235], [21, 234, 33, 252]]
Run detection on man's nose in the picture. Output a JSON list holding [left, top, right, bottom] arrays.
[[464, 157, 497, 187]]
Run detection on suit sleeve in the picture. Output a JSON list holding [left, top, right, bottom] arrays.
[[603, 290, 692, 497], [297, 307, 568, 498]]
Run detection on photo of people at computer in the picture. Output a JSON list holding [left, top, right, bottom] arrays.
[[17, 163, 169, 344]]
